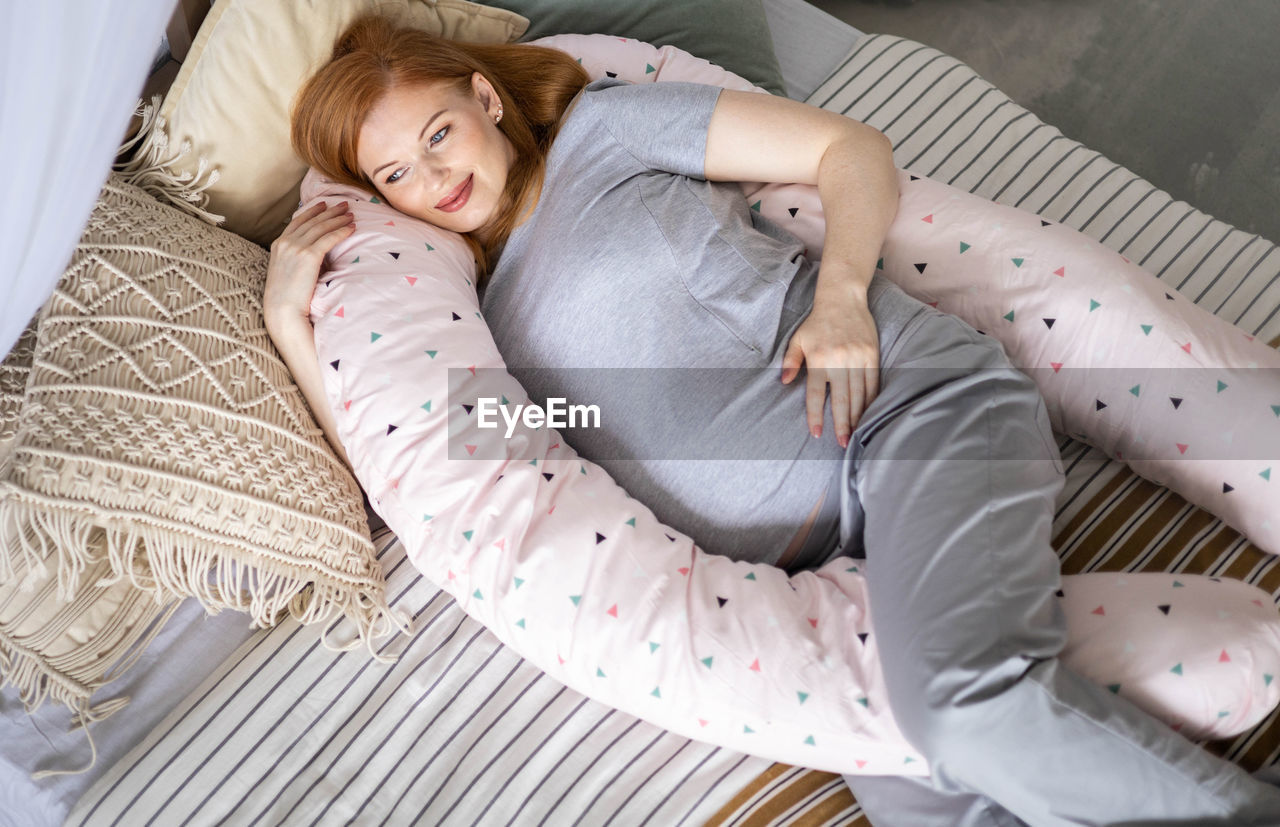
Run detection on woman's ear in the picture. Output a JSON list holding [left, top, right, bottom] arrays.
[[471, 72, 498, 117]]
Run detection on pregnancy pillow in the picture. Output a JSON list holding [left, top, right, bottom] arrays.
[[301, 168, 1280, 773], [298, 36, 1280, 773]]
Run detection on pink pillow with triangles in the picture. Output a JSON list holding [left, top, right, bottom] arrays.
[[292, 36, 1280, 773], [532, 33, 1280, 558], [299, 167, 1279, 772], [875, 174, 1280, 558]]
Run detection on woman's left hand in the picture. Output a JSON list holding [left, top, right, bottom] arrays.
[[780, 291, 880, 449]]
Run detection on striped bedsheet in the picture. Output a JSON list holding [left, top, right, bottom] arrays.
[[69, 32, 1280, 827], [65, 524, 777, 825], [705, 33, 1280, 826]]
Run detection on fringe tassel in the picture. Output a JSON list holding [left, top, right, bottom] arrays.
[[112, 96, 225, 226], [0, 496, 413, 664], [0, 575, 179, 780]]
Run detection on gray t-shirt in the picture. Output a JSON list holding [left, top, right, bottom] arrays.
[[479, 78, 843, 566]]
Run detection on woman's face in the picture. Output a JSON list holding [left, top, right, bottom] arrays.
[[357, 73, 514, 238]]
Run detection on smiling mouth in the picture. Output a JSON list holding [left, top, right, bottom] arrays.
[[436, 174, 474, 212]]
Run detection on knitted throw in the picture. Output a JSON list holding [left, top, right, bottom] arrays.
[[0, 176, 410, 661], [0, 317, 36, 451]]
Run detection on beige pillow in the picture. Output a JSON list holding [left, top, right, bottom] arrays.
[[0, 175, 408, 655], [147, 0, 529, 246]]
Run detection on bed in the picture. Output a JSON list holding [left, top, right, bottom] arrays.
[[3, 1, 1279, 825]]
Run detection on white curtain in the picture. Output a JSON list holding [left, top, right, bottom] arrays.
[[0, 0, 176, 358]]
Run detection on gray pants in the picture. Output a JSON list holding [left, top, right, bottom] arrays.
[[824, 274, 1280, 826]]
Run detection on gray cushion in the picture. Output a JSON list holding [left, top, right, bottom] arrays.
[[484, 0, 789, 95]]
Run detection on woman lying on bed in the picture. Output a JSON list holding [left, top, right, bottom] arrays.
[[263, 16, 1280, 827]]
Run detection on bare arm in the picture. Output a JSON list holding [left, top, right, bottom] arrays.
[[266, 312, 353, 475], [703, 88, 899, 298], [263, 199, 358, 473]]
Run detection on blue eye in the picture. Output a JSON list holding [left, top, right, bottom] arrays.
[[384, 126, 448, 185]]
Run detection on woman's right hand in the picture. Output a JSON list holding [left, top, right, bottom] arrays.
[[264, 200, 355, 331]]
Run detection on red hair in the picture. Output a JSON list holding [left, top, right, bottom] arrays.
[[291, 14, 589, 281]]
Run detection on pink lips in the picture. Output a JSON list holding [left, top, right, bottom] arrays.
[[436, 174, 473, 212]]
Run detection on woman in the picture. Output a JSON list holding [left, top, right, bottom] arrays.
[[264, 15, 1280, 826]]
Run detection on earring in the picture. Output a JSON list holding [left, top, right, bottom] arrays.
[[495, 104, 503, 124]]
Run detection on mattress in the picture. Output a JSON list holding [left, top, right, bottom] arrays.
[[72, 28, 1280, 827], [12, 8, 1280, 827]]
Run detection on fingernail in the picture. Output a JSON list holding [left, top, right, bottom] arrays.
[[811, 426, 821, 439], [838, 434, 849, 449]]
